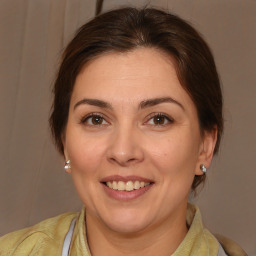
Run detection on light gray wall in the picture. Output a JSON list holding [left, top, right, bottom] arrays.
[[0, 0, 255, 254]]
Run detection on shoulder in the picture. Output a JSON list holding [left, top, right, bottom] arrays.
[[187, 204, 247, 256], [0, 212, 78, 256], [215, 234, 248, 256]]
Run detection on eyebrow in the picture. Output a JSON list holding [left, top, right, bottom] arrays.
[[74, 98, 113, 110], [139, 97, 184, 110], [74, 97, 184, 111]]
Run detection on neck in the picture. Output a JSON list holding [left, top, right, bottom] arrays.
[[85, 203, 188, 256]]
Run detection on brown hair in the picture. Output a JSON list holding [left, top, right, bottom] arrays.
[[49, 7, 223, 191]]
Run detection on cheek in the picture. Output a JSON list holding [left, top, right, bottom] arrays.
[[65, 129, 109, 208], [65, 129, 107, 175], [147, 131, 200, 177]]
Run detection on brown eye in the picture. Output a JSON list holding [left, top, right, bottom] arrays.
[[91, 115, 104, 125], [153, 115, 166, 125], [147, 113, 173, 126], [82, 114, 107, 126]]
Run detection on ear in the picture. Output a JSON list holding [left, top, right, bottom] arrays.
[[195, 127, 218, 175], [62, 133, 71, 174]]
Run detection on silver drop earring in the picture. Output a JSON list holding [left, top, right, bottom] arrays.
[[64, 160, 71, 170], [200, 164, 207, 174]]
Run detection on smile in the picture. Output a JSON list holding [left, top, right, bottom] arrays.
[[105, 181, 150, 192], [101, 175, 154, 200]]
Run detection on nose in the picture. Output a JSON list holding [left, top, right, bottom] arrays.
[[106, 125, 144, 167]]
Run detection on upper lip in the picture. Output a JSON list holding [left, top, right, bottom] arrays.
[[100, 175, 154, 183]]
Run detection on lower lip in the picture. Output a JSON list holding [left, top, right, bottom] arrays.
[[102, 183, 153, 201]]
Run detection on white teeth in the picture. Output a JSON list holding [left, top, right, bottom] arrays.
[[106, 181, 112, 189], [126, 181, 133, 191], [117, 181, 125, 191], [105, 180, 151, 191], [112, 181, 118, 190], [134, 181, 140, 189]]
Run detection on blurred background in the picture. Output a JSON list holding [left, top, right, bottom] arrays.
[[0, 0, 255, 255]]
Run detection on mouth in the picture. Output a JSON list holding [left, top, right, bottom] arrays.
[[101, 175, 154, 200], [103, 180, 151, 192]]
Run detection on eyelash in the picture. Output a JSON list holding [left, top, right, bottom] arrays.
[[145, 113, 174, 126], [80, 113, 108, 126], [80, 112, 174, 127]]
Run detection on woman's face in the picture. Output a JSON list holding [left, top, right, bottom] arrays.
[[63, 48, 216, 233]]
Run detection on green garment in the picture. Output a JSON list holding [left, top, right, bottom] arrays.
[[0, 204, 220, 255]]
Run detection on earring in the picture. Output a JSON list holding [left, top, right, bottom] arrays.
[[200, 164, 207, 174], [64, 160, 71, 171]]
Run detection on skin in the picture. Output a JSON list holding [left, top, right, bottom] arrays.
[[63, 48, 217, 256]]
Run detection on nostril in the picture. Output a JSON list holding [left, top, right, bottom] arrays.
[[109, 157, 139, 166], [128, 158, 136, 162], [106, 140, 144, 166]]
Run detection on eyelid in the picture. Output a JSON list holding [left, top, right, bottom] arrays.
[[80, 112, 173, 127], [144, 112, 174, 125], [80, 112, 109, 125]]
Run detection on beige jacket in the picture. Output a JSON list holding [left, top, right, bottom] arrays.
[[0, 204, 247, 256]]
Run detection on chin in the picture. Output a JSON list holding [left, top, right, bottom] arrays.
[[101, 209, 152, 234]]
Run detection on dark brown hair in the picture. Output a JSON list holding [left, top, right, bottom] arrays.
[[49, 7, 223, 191]]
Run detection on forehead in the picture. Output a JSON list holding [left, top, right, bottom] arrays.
[[72, 48, 192, 108], [80, 48, 174, 77]]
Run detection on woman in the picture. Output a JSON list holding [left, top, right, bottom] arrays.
[[0, 7, 247, 256]]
